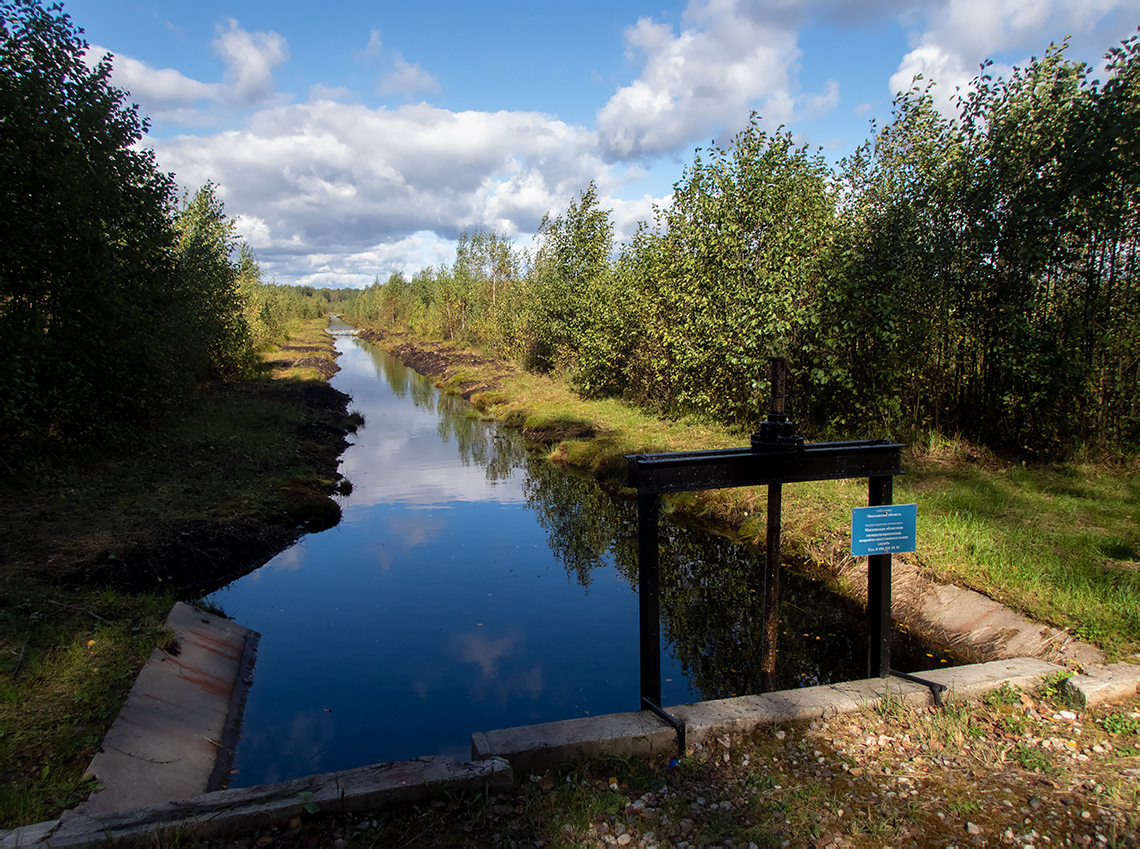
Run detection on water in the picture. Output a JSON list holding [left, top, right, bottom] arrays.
[[208, 333, 956, 787]]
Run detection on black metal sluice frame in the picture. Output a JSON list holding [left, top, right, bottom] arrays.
[[626, 438, 905, 710]]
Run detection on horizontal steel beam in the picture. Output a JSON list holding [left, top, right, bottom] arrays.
[[626, 439, 904, 494]]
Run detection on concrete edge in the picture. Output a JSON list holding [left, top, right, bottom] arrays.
[[0, 757, 512, 849], [1064, 661, 1140, 708], [473, 658, 1067, 776], [207, 626, 260, 793], [75, 602, 259, 816], [6, 657, 1132, 846]]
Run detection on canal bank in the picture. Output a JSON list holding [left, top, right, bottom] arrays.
[[351, 328, 1112, 671], [0, 318, 359, 830], [203, 331, 966, 786], [3, 646, 1136, 847]]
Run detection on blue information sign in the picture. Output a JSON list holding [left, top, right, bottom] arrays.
[[850, 504, 917, 556]]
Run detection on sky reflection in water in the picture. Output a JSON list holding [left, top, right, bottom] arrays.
[[210, 336, 955, 787]]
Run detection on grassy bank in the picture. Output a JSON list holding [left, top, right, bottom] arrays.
[[362, 328, 1140, 662], [0, 318, 354, 828]]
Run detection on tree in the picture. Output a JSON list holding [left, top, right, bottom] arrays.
[[0, 0, 179, 462], [171, 183, 254, 381], [526, 182, 614, 372]]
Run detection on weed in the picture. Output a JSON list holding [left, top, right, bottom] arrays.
[[1036, 671, 1077, 705], [983, 681, 1021, 706], [1015, 743, 1055, 773], [1100, 712, 1140, 736], [949, 798, 980, 815], [873, 688, 911, 723], [999, 713, 1026, 736], [345, 410, 366, 432]]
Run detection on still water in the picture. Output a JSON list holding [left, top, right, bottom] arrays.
[[208, 333, 955, 787]]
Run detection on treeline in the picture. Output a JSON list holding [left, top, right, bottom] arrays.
[[0, 0, 325, 468], [344, 36, 1139, 457]]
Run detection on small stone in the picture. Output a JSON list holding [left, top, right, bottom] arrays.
[[775, 730, 786, 740], [617, 835, 632, 846], [967, 822, 983, 835]]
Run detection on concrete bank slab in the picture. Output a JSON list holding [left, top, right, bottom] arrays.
[[77, 602, 259, 815], [473, 658, 1064, 775], [1, 757, 512, 849], [1065, 661, 1140, 708]]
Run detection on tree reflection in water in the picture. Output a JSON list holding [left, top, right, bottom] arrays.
[[520, 449, 957, 698], [371, 341, 957, 702]]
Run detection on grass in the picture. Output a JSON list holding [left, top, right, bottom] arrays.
[[0, 589, 175, 825], [0, 318, 352, 829]]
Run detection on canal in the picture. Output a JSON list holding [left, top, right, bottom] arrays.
[[207, 332, 956, 787]]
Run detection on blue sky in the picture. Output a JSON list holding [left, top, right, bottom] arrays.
[[67, 0, 1138, 287]]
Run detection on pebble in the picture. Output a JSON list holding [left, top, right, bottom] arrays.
[[775, 730, 786, 740]]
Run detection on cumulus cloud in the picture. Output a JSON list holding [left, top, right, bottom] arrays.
[[151, 100, 616, 286], [596, 0, 842, 159], [213, 19, 290, 106], [890, 0, 1140, 115], [92, 20, 288, 126], [380, 56, 441, 97]]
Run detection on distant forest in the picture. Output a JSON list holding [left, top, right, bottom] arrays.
[[344, 36, 1139, 458]]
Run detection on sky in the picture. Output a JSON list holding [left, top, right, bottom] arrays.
[[65, 0, 1139, 288]]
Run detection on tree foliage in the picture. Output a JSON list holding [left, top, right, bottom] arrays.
[[0, 1, 301, 467], [349, 32, 1140, 458], [0, 0, 182, 460]]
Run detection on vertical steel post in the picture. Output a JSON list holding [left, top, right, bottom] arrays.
[[867, 475, 893, 678], [760, 481, 782, 692], [637, 491, 661, 708], [758, 357, 788, 693]]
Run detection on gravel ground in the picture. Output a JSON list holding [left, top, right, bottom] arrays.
[[192, 679, 1139, 849]]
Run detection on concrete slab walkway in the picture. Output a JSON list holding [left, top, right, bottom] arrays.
[[77, 602, 259, 815]]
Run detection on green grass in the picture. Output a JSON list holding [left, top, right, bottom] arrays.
[[0, 588, 175, 826]]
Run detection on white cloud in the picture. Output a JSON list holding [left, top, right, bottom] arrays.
[[890, 0, 1140, 116], [150, 99, 619, 286], [380, 55, 441, 97], [596, 0, 841, 159], [358, 28, 383, 62], [98, 49, 218, 104], [213, 19, 290, 106], [94, 20, 288, 127]]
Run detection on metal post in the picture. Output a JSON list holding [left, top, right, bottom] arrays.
[[637, 491, 661, 708], [867, 475, 893, 678], [760, 481, 782, 692], [758, 357, 788, 693]]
